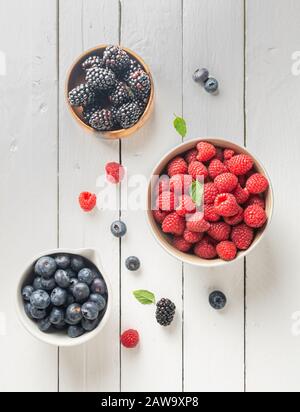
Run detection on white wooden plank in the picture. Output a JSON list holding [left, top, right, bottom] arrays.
[[0, 0, 58, 391], [58, 0, 121, 392], [246, 0, 300, 392], [120, 0, 184, 392], [183, 0, 245, 392]]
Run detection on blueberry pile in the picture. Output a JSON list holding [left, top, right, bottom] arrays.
[[21, 254, 108, 338], [68, 45, 152, 132]]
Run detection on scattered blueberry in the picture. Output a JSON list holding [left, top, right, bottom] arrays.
[[51, 287, 68, 307], [78, 268, 94, 286], [55, 254, 71, 269], [89, 294, 106, 312], [72, 283, 90, 303], [35, 256, 57, 279], [49, 308, 65, 325], [81, 302, 99, 321], [41, 277, 56, 291], [193, 68, 209, 84], [22, 286, 34, 301], [209, 291, 227, 310], [30, 290, 51, 310], [81, 317, 101, 332], [68, 325, 85, 339], [204, 78, 219, 94], [111, 220, 127, 238], [37, 317, 52, 332], [71, 256, 85, 272], [66, 304, 83, 324], [125, 256, 141, 271], [91, 278, 107, 295], [55, 269, 71, 288], [30, 306, 47, 320], [33, 277, 42, 290]]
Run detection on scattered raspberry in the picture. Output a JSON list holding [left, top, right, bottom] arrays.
[[106, 162, 125, 184], [121, 329, 139, 348], [246, 173, 269, 194], [188, 161, 209, 181], [172, 236, 192, 252], [176, 195, 196, 216], [231, 223, 254, 250], [185, 148, 198, 164], [167, 157, 188, 177], [216, 241, 237, 261], [170, 174, 192, 195], [224, 149, 235, 161], [196, 142, 216, 162], [246, 195, 265, 209], [186, 212, 211, 233], [233, 184, 250, 205], [162, 212, 186, 236], [204, 182, 219, 205], [227, 154, 254, 176], [214, 173, 238, 193], [157, 191, 176, 212], [208, 222, 231, 242], [153, 209, 169, 224], [194, 237, 217, 259], [214, 193, 240, 217], [244, 205, 267, 228], [79, 192, 97, 212], [183, 229, 203, 244], [224, 207, 244, 226], [208, 159, 228, 179], [204, 204, 220, 222]]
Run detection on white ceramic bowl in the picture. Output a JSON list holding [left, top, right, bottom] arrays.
[[16, 248, 112, 347], [147, 138, 274, 267]]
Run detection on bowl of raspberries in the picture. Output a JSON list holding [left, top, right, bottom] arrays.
[[147, 138, 273, 266], [16, 249, 111, 347], [66, 45, 154, 138]]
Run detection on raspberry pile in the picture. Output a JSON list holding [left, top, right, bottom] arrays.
[[152, 142, 269, 262], [68, 45, 151, 132]]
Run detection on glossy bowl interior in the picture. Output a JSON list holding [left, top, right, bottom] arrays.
[[16, 248, 112, 347], [147, 138, 274, 267], [66, 45, 154, 139]]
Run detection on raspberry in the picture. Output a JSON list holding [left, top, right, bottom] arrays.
[[121, 329, 139, 348], [153, 209, 169, 224], [216, 241, 237, 261], [204, 204, 220, 222], [188, 161, 209, 181], [194, 237, 217, 260], [183, 229, 203, 244], [176, 195, 196, 216], [227, 154, 254, 176], [214, 193, 240, 217], [156, 176, 170, 195], [238, 175, 247, 187], [79, 192, 97, 212], [214, 147, 224, 161], [196, 142, 216, 162], [186, 212, 211, 233], [204, 182, 219, 205], [170, 174, 193, 195], [167, 157, 188, 177], [162, 212, 186, 236], [244, 205, 267, 228], [233, 184, 250, 205], [157, 191, 176, 212], [224, 149, 235, 160], [246, 173, 269, 194], [208, 222, 231, 241], [185, 149, 198, 164], [106, 162, 125, 184], [208, 159, 228, 179], [172, 236, 192, 252], [224, 207, 244, 226], [231, 223, 254, 250], [246, 195, 265, 209], [214, 173, 238, 193]]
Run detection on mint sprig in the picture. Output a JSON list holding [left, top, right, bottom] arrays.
[[133, 290, 156, 305], [173, 115, 187, 138], [190, 181, 204, 207]]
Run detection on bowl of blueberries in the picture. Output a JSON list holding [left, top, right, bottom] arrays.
[[16, 249, 111, 347]]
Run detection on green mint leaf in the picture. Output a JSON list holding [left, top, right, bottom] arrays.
[[133, 290, 156, 305], [189, 181, 204, 207], [173, 115, 187, 138]]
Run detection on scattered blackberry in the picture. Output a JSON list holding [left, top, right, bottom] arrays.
[[123, 59, 142, 81], [68, 83, 95, 107], [103, 45, 130, 72], [116, 102, 142, 129], [156, 298, 176, 327], [82, 55, 104, 71], [89, 109, 115, 131], [127, 69, 151, 100], [109, 82, 133, 107], [86, 67, 116, 91]]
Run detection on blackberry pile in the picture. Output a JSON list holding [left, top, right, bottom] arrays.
[[68, 45, 151, 132]]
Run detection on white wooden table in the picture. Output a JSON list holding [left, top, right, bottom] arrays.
[[1, 0, 300, 393]]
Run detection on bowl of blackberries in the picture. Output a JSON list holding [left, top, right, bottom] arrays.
[[16, 249, 111, 347], [66, 45, 154, 139]]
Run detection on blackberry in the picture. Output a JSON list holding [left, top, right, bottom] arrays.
[[123, 59, 142, 81], [82, 104, 102, 124], [89, 109, 115, 131], [86, 67, 116, 91], [68, 83, 95, 107], [103, 45, 130, 72], [109, 82, 133, 107], [155, 298, 176, 326], [116, 102, 142, 129], [127, 69, 151, 100], [82, 55, 104, 71]]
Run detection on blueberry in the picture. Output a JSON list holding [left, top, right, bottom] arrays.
[[49, 307, 65, 325], [89, 294, 106, 312], [35, 256, 57, 279], [37, 317, 52, 333], [54, 320, 66, 330], [69, 278, 79, 294], [68, 325, 85, 338], [30, 306, 47, 320], [55, 254, 71, 269], [22, 286, 34, 301], [24, 303, 34, 320], [125, 256, 141, 271], [111, 220, 127, 238], [51, 287, 68, 307], [66, 303, 83, 324], [209, 291, 227, 310], [204, 77, 219, 93], [81, 302, 99, 321], [91, 278, 107, 295], [78, 268, 94, 285], [65, 294, 75, 307], [33, 277, 42, 290], [81, 317, 101, 332], [41, 277, 56, 291], [66, 268, 76, 278], [71, 256, 85, 272], [193, 68, 209, 83], [72, 283, 90, 303], [55, 269, 71, 288], [30, 290, 51, 310]]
